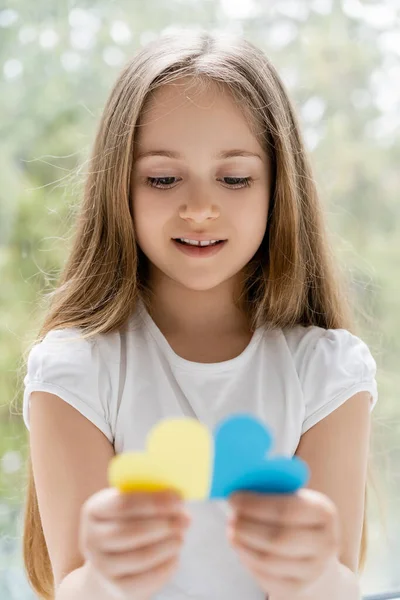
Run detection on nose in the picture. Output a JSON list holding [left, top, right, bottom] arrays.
[[178, 189, 220, 224]]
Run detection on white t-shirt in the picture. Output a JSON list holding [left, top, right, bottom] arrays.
[[23, 299, 378, 599]]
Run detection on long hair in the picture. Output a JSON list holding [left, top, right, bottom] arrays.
[[22, 30, 381, 598]]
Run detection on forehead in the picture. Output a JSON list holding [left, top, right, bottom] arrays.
[[134, 76, 265, 155], [141, 76, 228, 114]]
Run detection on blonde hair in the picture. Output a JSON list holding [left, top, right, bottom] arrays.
[[22, 31, 382, 598]]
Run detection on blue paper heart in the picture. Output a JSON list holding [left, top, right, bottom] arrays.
[[209, 413, 310, 498]]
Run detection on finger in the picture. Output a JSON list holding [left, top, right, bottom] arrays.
[[95, 535, 184, 579], [234, 546, 311, 598], [234, 539, 320, 582], [228, 489, 337, 528], [103, 555, 179, 598], [96, 514, 191, 553], [229, 517, 330, 559], [87, 488, 185, 521]]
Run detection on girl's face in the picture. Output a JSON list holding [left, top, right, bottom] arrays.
[[131, 77, 270, 294]]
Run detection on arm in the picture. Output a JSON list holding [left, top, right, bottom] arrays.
[[29, 392, 116, 592], [271, 389, 372, 600], [56, 561, 153, 600], [267, 557, 361, 600], [56, 562, 115, 599]]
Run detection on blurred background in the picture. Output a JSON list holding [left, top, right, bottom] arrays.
[[0, 0, 399, 598]]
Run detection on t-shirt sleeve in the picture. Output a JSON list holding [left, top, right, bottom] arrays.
[[298, 328, 378, 435], [23, 327, 113, 444]]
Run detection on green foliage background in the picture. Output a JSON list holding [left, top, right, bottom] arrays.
[[0, 1, 399, 597]]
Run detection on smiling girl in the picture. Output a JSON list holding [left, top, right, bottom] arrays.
[[22, 31, 378, 599]]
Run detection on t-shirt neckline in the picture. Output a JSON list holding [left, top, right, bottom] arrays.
[[136, 298, 264, 372]]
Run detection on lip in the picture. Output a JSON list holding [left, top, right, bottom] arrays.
[[172, 239, 227, 257], [173, 235, 227, 242]]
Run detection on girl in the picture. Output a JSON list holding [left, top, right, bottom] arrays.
[[22, 31, 378, 599]]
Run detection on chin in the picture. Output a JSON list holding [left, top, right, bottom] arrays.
[[174, 277, 227, 292], [165, 267, 236, 291]]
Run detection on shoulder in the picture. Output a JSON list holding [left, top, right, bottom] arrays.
[[280, 325, 378, 432], [27, 325, 123, 369], [23, 325, 126, 444], [282, 324, 376, 379]]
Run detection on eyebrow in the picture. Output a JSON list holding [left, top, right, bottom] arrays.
[[134, 149, 263, 161]]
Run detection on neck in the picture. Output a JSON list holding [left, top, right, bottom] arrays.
[[142, 267, 251, 338]]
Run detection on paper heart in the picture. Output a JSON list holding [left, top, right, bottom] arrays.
[[108, 418, 213, 500], [209, 413, 310, 499]]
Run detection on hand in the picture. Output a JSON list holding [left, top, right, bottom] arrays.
[[79, 488, 191, 600], [227, 488, 341, 599]]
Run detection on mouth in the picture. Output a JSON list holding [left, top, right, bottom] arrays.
[[173, 239, 226, 247], [171, 238, 227, 257]]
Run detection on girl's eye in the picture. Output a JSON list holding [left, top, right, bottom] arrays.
[[145, 176, 253, 189], [146, 177, 179, 189], [220, 177, 253, 189]]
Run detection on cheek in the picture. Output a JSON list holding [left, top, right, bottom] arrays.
[[132, 193, 169, 247], [233, 200, 268, 245]]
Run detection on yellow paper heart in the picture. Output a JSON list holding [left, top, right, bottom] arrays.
[[108, 418, 213, 500]]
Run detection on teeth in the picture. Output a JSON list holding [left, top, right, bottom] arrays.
[[179, 238, 220, 246]]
